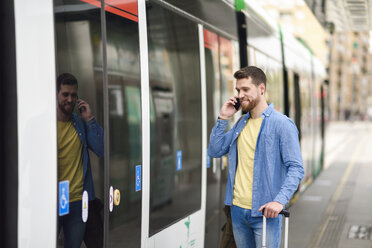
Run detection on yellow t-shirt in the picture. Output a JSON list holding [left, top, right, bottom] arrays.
[[233, 117, 263, 209], [58, 121, 84, 202]]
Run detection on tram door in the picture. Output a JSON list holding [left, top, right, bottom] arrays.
[[204, 29, 223, 248], [145, 2, 205, 246], [105, 2, 142, 247], [54, 0, 142, 247], [204, 28, 240, 248]]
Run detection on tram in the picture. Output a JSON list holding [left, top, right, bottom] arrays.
[[1, 0, 326, 247]]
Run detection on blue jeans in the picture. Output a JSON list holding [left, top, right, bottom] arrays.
[[58, 201, 86, 248], [231, 205, 282, 248]]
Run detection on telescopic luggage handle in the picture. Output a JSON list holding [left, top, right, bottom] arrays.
[[261, 208, 290, 217], [262, 209, 290, 248], [279, 209, 290, 217]]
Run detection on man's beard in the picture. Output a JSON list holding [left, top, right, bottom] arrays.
[[242, 97, 259, 112], [58, 103, 74, 116]]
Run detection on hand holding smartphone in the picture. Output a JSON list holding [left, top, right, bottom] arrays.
[[79, 105, 86, 113], [77, 96, 86, 113], [77, 97, 94, 122], [219, 97, 240, 120]]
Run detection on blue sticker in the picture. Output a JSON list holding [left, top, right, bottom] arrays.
[[207, 156, 211, 168], [59, 180, 69, 216], [177, 150, 182, 171], [135, 165, 141, 192]]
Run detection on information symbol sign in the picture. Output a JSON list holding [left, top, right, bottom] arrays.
[[177, 150, 182, 171], [136, 165, 141, 192]]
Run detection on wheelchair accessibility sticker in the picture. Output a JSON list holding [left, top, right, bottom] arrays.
[[59, 180, 69, 216]]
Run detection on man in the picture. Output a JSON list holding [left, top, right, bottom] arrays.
[[57, 73, 104, 248], [208, 66, 304, 248]]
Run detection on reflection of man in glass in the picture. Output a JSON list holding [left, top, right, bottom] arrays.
[[57, 73, 104, 248], [208, 66, 303, 248]]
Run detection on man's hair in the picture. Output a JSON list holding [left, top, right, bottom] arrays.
[[57, 73, 78, 92], [233, 66, 266, 87]]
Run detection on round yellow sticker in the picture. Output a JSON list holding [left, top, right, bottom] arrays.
[[113, 189, 121, 206]]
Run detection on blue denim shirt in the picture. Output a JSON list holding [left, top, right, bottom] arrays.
[[208, 104, 304, 217], [70, 113, 104, 201]]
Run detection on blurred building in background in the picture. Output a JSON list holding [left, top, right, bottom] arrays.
[[328, 31, 372, 120], [257, 0, 372, 121], [302, 0, 327, 26], [323, 0, 372, 121], [258, 0, 329, 65]]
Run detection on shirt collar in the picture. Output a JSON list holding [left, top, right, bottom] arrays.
[[261, 103, 274, 118], [70, 113, 78, 121], [246, 103, 274, 119]]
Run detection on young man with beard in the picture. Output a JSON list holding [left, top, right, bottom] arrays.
[[57, 73, 104, 248], [208, 66, 304, 248]]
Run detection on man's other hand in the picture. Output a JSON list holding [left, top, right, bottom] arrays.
[[258, 201, 283, 218]]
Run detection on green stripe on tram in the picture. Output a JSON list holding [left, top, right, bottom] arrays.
[[235, 0, 245, 11]]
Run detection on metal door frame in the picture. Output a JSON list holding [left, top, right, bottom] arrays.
[[140, 22, 208, 248], [138, 0, 151, 247]]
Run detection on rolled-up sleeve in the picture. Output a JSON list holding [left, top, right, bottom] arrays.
[[207, 118, 234, 158]]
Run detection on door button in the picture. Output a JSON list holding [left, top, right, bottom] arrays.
[[113, 189, 121, 206]]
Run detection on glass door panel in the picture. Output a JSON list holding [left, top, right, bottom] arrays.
[[54, 0, 143, 247], [204, 30, 240, 247], [54, 0, 104, 247], [105, 2, 142, 247], [146, 1, 202, 235], [204, 28, 222, 248]]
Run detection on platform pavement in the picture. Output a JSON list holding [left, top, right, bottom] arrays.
[[284, 121, 372, 248]]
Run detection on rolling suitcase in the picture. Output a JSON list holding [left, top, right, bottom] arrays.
[[262, 209, 290, 248]]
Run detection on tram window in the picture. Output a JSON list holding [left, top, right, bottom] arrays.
[[220, 37, 240, 124], [252, 50, 284, 112], [266, 57, 283, 112], [147, 1, 202, 235], [54, 0, 104, 247]]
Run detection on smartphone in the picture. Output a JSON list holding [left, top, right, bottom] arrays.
[[79, 106, 86, 113], [234, 98, 240, 110], [77, 96, 86, 113]]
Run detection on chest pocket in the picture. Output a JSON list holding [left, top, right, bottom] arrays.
[[259, 131, 275, 149]]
